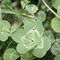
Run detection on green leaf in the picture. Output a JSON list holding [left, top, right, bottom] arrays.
[[54, 53, 60, 60], [16, 43, 30, 54], [44, 30, 55, 44], [51, 38, 60, 55], [1, 9, 15, 14], [43, 37, 51, 51], [12, 29, 37, 53], [32, 46, 47, 58], [51, 17, 60, 33], [36, 11, 46, 22], [3, 48, 19, 60], [11, 29, 26, 43], [12, 19, 44, 43], [24, 19, 44, 35], [14, 29, 44, 54], [57, 5, 60, 17], [21, 1, 26, 9], [0, 20, 11, 32], [0, 32, 9, 41], [25, 4, 38, 14], [0, 20, 11, 41], [11, 24, 18, 33], [11, 22, 21, 33], [11, 19, 45, 54], [32, 36, 51, 58], [21, 52, 34, 60], [52, 0, 60, 9]]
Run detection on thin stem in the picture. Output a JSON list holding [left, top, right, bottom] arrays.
[[42, 0, 60, 19], [0, 8, 2, 20], [22, 14, 36, 19], [0, 43, 5, 50], [6, 41, 13, 49], [37, 0, 41, 6]]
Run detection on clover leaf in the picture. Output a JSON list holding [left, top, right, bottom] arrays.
[[52, 0, 60, 9], [32, 36, 51, 58], [44, 30, 55, 44], [11, 19, 45, 54], [11, 19, 44, 43], [36, 11, 46, 22], [23, 19, 44, 35], [0, 20, 11, 41], [21, 52, 34, 60], [11, 19, 51, 57], [3, 48, 19, 60], [51, 17, 60, 33], [25, 4, 38, 14], [51, 38, 60, 55]]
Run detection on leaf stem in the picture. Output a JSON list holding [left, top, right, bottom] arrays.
[[42, 0, 60, 19], [0, 8, 2, 20], [37, 0, 41, 7], [6, 41, 13, 49], [0, 43, 4, 50]]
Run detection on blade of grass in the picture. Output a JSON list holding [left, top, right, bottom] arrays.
[[1, 9, 16, 14]]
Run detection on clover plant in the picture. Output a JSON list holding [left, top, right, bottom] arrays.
[[0, 0, 60, 60]]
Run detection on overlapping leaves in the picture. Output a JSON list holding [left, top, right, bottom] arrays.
[[36, 11, 46, 22], [0, 20, 21, 41], [11, 19, 51, 58], [1, 0, 60, 60], [44, 30, 55, 44], [0, 20, 11, 41], [51, 38, 60, 55]]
